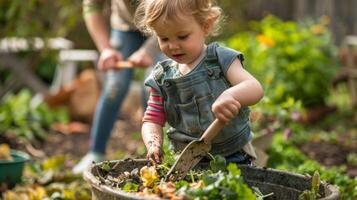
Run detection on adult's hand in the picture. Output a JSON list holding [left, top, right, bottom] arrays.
[[97, 48, 123, 70], [128, 49, 154, 68]]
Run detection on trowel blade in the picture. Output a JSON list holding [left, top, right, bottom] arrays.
[[166, 140, 211, 181]]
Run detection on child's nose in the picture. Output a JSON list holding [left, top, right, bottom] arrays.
[[168, 42, 179, 49]]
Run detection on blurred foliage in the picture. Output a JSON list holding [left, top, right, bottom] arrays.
[[33, 52, 59, 83], [226, 15, 338, 108], [0, 89, 69, 142], [252, 85, 357, 199], [0, 0, 83, 83], [216, 0, 247, 39], [267, 133, 357, 200], [0, 0, 82, 38]]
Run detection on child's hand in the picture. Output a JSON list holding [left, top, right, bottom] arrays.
[[212, 90, 241, 123], [146, 145, 163, 164]]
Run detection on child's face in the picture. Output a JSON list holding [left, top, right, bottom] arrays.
[[152, 15, 209, 66]]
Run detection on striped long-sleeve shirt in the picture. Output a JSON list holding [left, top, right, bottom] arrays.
[[142, 88, 166, 126]]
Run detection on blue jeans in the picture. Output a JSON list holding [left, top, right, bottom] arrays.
[[90, 30, 146, 154]]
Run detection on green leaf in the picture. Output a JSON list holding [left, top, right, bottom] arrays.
[[209, 155, 227, 172], [122, 182, 139, 192], [42, 155, 66, 171], [99, 161, 111, 172], [311, 171, 320, 196], [226, 163, 241, 176]]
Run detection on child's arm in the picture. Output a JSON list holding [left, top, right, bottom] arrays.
[[212, 58, 264, 123], [142, 122, 163, 163], [142, 87, 166, 163]]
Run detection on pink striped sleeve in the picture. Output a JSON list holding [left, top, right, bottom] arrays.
[[142, 88, 166, 126]]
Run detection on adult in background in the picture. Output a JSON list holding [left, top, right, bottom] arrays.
[[73, 0, 161, 174]]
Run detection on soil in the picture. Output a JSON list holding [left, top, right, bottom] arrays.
[[50, 117, 145, 165], [43, 119, 143, 159], [299, 134, 357, 177], [300, 141, 350, 166]]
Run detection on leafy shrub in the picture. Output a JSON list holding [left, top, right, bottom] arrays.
[[0, 89, 69, 141], [268, 133, 357, 200], [227, 15, 338, 108]]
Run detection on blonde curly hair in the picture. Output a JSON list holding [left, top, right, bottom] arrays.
[[135, 0, 223, 37]]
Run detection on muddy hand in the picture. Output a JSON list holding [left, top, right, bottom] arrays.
[[146, 146, 163, 164]]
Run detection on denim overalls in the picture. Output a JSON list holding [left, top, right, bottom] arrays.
[[145, 43, 254, 163]]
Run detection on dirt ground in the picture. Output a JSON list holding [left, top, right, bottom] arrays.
[[48, 120, 142, 155], [43, 117, 145, 167], [299, 133, 357, 177]]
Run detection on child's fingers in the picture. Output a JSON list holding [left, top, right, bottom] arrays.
[[154, 153, 162, 164], [221, 107, 236, 119], [215, 113, 230, 123], [213, 103, 240, 123], [232, 99, 241, 109], [146, 149, 162, 164]]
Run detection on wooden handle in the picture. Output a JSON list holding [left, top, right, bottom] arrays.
[[114, 61, 135, 69], [200, 119, 225, 144]]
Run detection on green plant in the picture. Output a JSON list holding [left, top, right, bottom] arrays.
[[347, 153, 357, 167], [177, 164, 257, 200], [299, 171, 321, 200], [0, 89, 69, 141], [268, 133, 357, 199], [226, 15, 338, 108]]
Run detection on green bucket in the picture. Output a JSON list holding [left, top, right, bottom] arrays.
[[0, 150, 30, 188]]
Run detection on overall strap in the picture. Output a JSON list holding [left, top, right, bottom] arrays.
[[204, 43, 227, 82], [206, 42, 219, 62], [147, 63, 168, 100]]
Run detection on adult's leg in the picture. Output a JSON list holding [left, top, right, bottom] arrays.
[[90, 30, 146, 154], [73, 30, 146, 173]]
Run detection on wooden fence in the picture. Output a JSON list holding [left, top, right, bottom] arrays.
[[241, 0, 357, 45]]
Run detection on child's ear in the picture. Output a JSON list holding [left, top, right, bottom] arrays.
[[202, 18, 214, 36]]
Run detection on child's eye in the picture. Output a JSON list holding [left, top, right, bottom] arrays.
[[160, 37, 169, 42], [178, 35, 188, 40]]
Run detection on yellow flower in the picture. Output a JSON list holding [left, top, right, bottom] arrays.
[[311, 25, 325, 35], [140, 166, 160, 188], [257, 34, 276, 47]]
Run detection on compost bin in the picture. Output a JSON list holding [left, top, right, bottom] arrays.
[[83, 159, 339, 200]]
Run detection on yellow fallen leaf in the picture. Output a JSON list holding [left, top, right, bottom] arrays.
[[139, 166, 160, 188], [0, 144, 13, 161]]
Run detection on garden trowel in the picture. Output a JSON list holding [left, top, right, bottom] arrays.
[[115, 61, 135, 69], [166, 119, 225, 181]]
